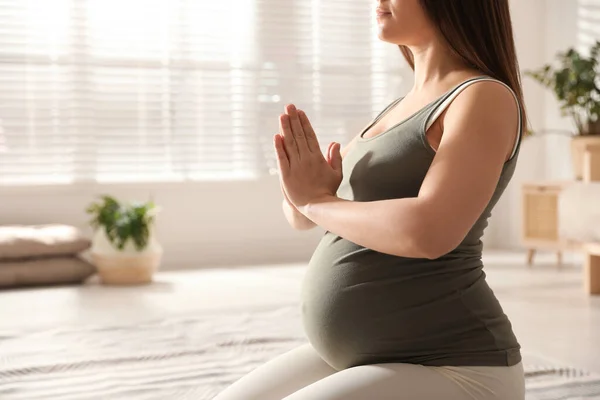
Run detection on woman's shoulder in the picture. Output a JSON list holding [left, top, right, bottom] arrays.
[[446, 73, 519, 107], [432, 73, 521, 131], [440, 76, 521, 159]]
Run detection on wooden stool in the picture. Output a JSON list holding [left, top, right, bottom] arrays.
[[521, 181, 572, 267]]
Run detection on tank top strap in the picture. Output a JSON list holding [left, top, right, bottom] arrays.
[[423, 76, 523, 161], [359, 96, 404, 138]]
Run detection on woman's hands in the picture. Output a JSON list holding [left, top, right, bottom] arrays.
[[274, 105, 343, 213]]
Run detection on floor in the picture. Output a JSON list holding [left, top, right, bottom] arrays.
[[1, 250, 600, 374], [482, 251, 600, 374]]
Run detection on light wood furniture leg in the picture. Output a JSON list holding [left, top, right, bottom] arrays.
[[557, 251, 563, 267], [585, 250, 600, 295], [583, 146, 600, 295], [583, 143, 600, 182], [527, 249, 535, 266]]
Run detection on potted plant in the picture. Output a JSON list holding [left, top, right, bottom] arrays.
[[86, 195, 162, 285], [526, 40, 600, 180]]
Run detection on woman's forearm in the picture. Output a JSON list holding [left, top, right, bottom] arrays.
[[301, 195, 445, 259], [282, 199, 317, 231]]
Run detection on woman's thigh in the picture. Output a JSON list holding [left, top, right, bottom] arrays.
[[283, 362, 525, 400], [213, 343, 337, 400]]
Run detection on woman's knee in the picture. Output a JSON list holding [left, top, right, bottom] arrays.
[[282, 362, 524, 400], [213, 344, 335, 400]]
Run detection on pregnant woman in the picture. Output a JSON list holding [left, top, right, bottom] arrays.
[[215, 0, 526, 399]]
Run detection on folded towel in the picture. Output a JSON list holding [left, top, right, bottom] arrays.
[[0, 256, 96, 288], [0, 225, 91, 261]]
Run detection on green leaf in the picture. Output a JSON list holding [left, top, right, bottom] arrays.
[[526, 42, 600, 134], [85, 195, 157, 252]]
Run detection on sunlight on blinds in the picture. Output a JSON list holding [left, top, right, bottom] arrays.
[[578, 0, 600, 50], [21, 0, 70, 58], [0, 0, 74, 184], [0, 0, 407, 185]]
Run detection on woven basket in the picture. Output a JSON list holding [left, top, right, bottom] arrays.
[[92, 251, 162, 285]]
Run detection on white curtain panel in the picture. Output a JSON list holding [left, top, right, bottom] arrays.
[[0, 0, 410, 185]]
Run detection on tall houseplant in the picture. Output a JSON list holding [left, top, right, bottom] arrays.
[[526, 40, 600, 179], [86, 195, 162, 285]]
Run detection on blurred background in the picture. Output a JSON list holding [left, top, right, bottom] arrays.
[[1, 1, 600, 399], [0, 0, 596, 267], [0, 0, 410, 268]]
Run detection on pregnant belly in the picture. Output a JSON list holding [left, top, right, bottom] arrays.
[[300, 234, 499, 370]]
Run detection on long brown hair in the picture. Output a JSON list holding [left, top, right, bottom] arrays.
[[400, 0, 528, 131]]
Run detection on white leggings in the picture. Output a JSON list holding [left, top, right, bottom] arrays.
[[213, 344, 525, 400]]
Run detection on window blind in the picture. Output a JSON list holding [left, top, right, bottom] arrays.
[[578, 0, 600, 50], [0, 0, 409, 185]]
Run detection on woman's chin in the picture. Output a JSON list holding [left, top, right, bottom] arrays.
[[376, 24, 408, 46], [376, 29, 396, 44]]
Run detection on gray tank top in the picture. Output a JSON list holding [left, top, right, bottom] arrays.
[[301, 76, 523, 371]]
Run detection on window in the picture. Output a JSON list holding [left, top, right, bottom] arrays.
[[0, 0, 409, 185], [578, 0, 600, 50]]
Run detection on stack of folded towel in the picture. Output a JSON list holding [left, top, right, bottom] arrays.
[[0, 224, 96, 289]]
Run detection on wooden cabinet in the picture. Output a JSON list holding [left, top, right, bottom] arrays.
[[521, 181, 578, 266], [521, 144, 600, 294]]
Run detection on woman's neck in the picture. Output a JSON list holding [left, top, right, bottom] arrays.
[[408, 39, 472, 92]]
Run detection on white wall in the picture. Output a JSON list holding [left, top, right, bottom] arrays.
[[485, 0, 549, 249], [541, 0, 581, 181], [541, 0, 600, 181], [0, 1, 588, 268], [486, 0, 596, 249], [0, 179, 325, 269]]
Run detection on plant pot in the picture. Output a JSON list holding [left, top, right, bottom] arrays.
[[584, 120, 600, 136], [571, 136, 600, 180], [92, 251, 162, 285], [90, 229, 163, 286]]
